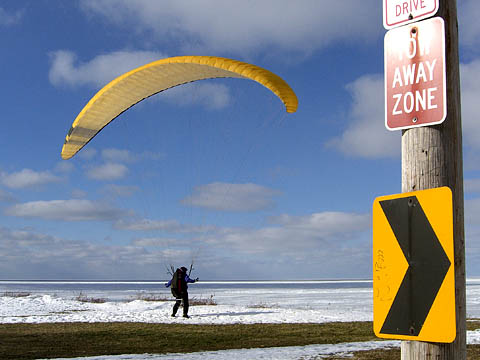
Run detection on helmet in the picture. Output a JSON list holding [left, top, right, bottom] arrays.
[[180, 267, 188, 272]]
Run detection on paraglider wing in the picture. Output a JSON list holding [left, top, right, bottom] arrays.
[[61, 56, 298, 160]]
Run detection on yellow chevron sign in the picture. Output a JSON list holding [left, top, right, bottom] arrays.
[[373, 187, 455, 342]]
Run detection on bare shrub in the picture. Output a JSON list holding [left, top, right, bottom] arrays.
[[134, 293, 169, 302], [2, 291, 31, 298], [75, 292, 107, 304], [249, 302, 278, 309], [190, 294, 216, 306]]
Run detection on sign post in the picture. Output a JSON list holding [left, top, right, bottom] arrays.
[[378, 0, 465, 358], [400, 1, 465, 359]]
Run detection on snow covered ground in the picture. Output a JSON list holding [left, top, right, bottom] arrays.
[[0, 293, 373, 325], [40, 341, 403, 360], [2, 280, 480, 359]]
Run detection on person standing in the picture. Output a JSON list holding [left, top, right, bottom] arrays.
[[165, 266, 198, 318]]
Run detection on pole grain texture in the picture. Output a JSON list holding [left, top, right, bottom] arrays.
[[400, 0, 465, 359]]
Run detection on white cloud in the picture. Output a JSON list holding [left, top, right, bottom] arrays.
[[55, 161, 75, 173], [78, 147, 98, 160], [117, 211, 371, 257], [0, 7, 23, 26], [102, 149, 166, 163], [465, 198, 480, 225], [465, 179, 480, 194], [4, 199, 128, 221], [79, 0, 381, 55], [71, 189, 88, 199], [0, 208, 372, 279], [0, 169, 61, 189], [458, 0, 480, 50], [49, 50, 165, 88], [118, 210, 372, 277], [460, 59, 480, 150], [115, 218, 217, 234], [269, 211, 371, 234], [327, 74, 400, 158], [101, 149, 137, 163], [0, 189, 15, 203], [181, 182, 281, 212], [87, 163, 128, 181], [139, 151, 166, 161], [0, 226, 163, 279], [204, 211, 371, 256], [131, 237, 179, 247], [49, 50, 232, 109]]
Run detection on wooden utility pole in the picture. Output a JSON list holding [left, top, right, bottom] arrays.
[[401, 0, 465, 359]]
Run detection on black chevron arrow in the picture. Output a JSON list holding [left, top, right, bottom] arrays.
[[379, 196, 451, 336]]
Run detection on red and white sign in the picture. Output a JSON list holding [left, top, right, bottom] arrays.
[[384, 17, 446, 131], [383, 0, 439, 29]]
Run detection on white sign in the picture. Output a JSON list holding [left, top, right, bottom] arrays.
[[383, 0, 439, 29], [384, 17, 446, 130]]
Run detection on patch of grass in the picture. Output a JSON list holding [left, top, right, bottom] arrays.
[[0, 321, 478, 359], [0, 322, 378, 359], [467, 320, 480, 331]]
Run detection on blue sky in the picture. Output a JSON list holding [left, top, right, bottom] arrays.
[[1, 0, 480, 280]]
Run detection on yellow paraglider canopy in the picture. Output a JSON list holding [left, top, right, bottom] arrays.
[[61, 55, 298, 160]]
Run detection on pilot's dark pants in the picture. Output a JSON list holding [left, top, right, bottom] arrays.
[[172, 291, 189, 316]]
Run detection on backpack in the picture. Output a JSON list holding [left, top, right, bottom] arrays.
[[170, 269, 184, 298]]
